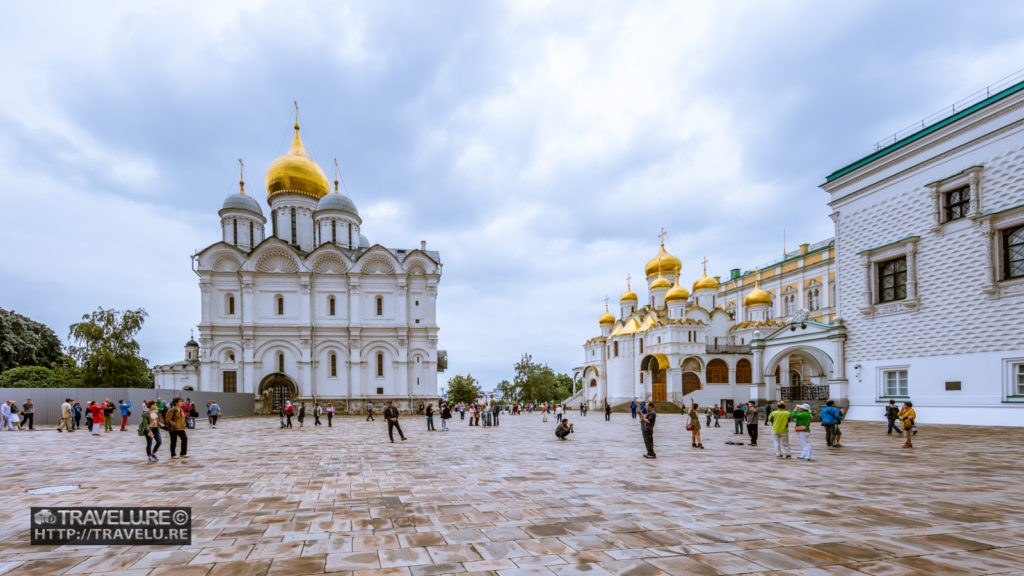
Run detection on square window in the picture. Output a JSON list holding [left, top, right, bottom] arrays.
[[943, 185, 970, 222], [877, 257, 907, 303], [1016, 363, 1024, 396], [376, 387, 384, 395], [884, 370, 908, 397]]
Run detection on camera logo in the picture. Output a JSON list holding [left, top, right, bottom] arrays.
[[33, 509, 57, 525]]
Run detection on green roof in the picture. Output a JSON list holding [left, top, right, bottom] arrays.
[[826, 79, 1024, 183]]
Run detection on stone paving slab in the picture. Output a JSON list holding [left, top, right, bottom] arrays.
[[2, 412, 1024, 575]]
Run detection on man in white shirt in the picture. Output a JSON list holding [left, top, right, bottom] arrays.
[[58, 399, 74, 432], [0, 401, 10, 431]]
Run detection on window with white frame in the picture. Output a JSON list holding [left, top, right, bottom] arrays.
[[806, 287, 820, 311], [980, 204, 1024, 295], [929, 166, 982, 228], [1015, 363, 1024, 396], [883, 369, 908, 397], [1005, 358, 1024, 400], [1004, 224, 1024, 280], [858, 236, 919, 315]]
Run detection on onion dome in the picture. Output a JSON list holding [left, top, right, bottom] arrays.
[[186, 339, 199, 347], [599, 304, 616, 325], [221, 193, 263, 215], [266, 124, 330, 201], [620, 280, 638, 302], [650, 275, 671, 290], [316, 192, 359, 216], [358, 233, 370, 248], [645, 242, 681, 278], [665, 277, 690, 302], [744, 280, 772, 306], [692, 261, 719, 292]]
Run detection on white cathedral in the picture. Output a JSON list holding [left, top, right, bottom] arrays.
[[154, 122, 443, 413]]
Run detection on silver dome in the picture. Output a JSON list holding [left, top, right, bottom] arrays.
[[316, 193, 359, 216], [221, 193, 263, 215], [359, 233, 370, 248]]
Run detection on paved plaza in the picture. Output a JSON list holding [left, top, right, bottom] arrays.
[[3, 411, 1024, 575]]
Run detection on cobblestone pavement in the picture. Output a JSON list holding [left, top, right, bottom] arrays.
[[3, 411, 1024, 575]]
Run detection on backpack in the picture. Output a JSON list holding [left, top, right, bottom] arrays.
[[137, 418, 148, 437]]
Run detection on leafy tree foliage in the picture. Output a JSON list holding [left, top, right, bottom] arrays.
[[445, 373, 481, 405], [68, 307, 153, 388], [0, 365, 67, 388], [500, 353, 574, 404], [0, 308, 62, 373]]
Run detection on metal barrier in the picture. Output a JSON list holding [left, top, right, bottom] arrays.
[[0, 388, 253, 426]]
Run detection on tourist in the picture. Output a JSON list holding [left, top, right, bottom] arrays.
[[885, 399, 902, 436], [418, 402, 425, 415], [440, 403, 451, 430], [297, 402, 306, 428], [10, 401, 23, 430], [705, 407, 712, 427], [820, 400, 842, 448], [605, 402, 611, 421], [73, 402, 82, 429], [639, 401, 647, 416], [119, 399, 131, 431], [0, 401, 10, 431], [580, 402, 586, 417], [383, 400, 406, 442], [187, 398, 199, 429], [166, 397, 188, 458], [459, 403, 465, 420], [84, 401, 93, 430], [540, 403, 548, 422], [366, 401, 375, 421], [102, 398, 115, 432], [468, 403, 477, 425], [793, 404, 813, 461], [88, 401, 104, 435], [492, 403, 501, 426], [686, 400, 703, 449], [630, 400, 637, 419], [284, 401, 294, 428], [554, 403, 564, 423], [555, 418, 574, 440], [156, 397, 167, 420], [313, 402, 322, 426], [278, 404, 286, 428], [207, 401, 220, 429], [140, 401, 162, 462], [898, 401, 916, 448], [426, 403, 436, 431], [713, 407, 721, 428], [744, 401, 758, 446], [22, 398, 34, 430], [639, 403, 656, 458], [733, 404, 745, 434], [326, 403, 334, 427], [473, 403, 481, 426], [768, 401, 792, 459], [57, 398, 73, 433]]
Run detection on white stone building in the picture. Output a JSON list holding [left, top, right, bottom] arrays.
[[155, 123, 443, 413], [574, 238, 847, 411], [823, 79, 1024, 426]]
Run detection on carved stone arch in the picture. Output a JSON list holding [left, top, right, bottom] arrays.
[[361, 256, 395, 275], [313, 253, 348, 274], [212, 253, 242, 272], [256, 250, 299, 273]]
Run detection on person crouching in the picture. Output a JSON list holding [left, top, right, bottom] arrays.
[[555, 418, 573, 440]]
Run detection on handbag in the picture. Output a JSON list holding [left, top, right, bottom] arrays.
[[795, 425, 807, 432], [685, 423, 694, 431]]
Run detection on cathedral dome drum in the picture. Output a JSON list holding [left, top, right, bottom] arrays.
[[266, 124, 330, 201], [645, 244, 681, 278]]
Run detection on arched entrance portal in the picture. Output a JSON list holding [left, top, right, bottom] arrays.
[[641, 355, 669, 402], [258, 373, 298, 412]]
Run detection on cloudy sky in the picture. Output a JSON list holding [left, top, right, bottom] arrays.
[[2, 1, 1023, 388]]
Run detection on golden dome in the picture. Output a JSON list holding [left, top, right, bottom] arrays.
[[645, 243, 681, 278], [665, 277, 690, 302], [620, 279, 638, 302], [650, 275, 671, 290], [692, 260, 719, 292], [744, 280, 772, 306], [266, 124, 330, 201], [599, 304, 616, 325]]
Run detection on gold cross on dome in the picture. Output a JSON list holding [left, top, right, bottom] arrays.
[[701, 256, 709, 273], [626, 273, 632, 288], [657, 228, 667, 245], [604, 295, 609, 308], [238, 158, 245, 193]]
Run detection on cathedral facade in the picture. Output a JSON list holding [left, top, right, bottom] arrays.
[[576, 239, 847, 411], [155, 123, 442, 413]]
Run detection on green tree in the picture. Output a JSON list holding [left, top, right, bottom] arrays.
[[505, 353, 574, 404], [0, 365, 67, 387], [446, 374, 480, 405], [0, 308, 63, 373], [68, 307, 153, 388]]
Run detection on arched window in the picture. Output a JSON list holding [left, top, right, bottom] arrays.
[[290, 208, 297, 245], [331, 220, 337, 244], [330, 353, 337, 377], [376, 353, 384, 377], [276, 296, 284, 315], [376, 296, 383, 316], [682, 372, 702, 395], [227, 294, 235, 315], [807, 288, 820, 311], [736, 359, 752, 384], [328, 296, 336, 316], [707, 359, 729, 383], [278, 353, 285, 373], [613, 341, 619, 357]]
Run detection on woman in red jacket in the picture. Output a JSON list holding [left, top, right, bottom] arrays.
[[87, 401, 104, 435]]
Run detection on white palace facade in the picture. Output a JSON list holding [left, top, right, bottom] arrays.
[[155, 123, 443, 413]]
